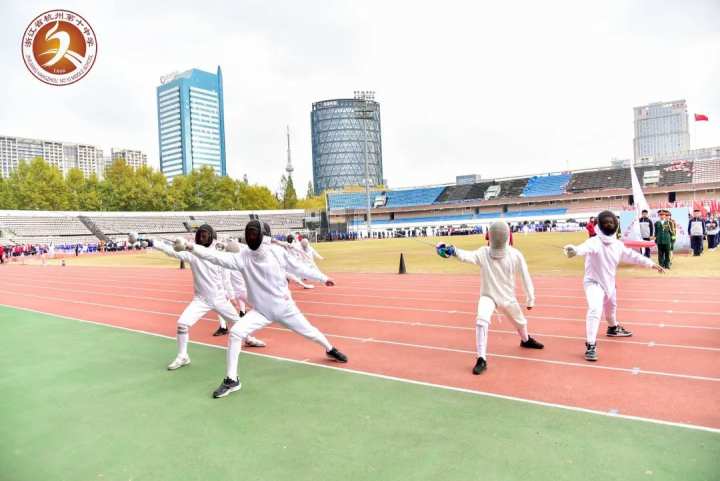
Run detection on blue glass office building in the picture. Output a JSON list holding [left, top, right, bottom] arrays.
[[156, 67, 227, 181], [311, 98, 383, 195]]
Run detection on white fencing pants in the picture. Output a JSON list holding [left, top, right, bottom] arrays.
[[475, 296, 529, 359], [584, 281, 618, 344], [175, 296, 243, 357], [225, 306, 332, 380]]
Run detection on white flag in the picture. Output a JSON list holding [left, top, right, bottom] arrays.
[[627, 158, 649, 241]]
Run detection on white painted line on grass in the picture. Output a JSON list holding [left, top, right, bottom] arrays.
[[2, 303, 718, 435]]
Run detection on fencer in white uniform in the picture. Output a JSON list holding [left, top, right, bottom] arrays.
[[436, 222, 544, 375], [564, 210, 664, 361], [151, 225, 265, 370], [282, 234, 316, 289], [300, 238, 324, 267], [180, 220, 348, 398]]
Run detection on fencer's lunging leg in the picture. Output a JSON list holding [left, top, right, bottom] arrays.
[[225, 311, 273, 380], [603, 289, 618, 327], [282, 311, 333, 351], [475, 322, 489, 359], [584, 282, 604, 344], [475, 296, 496, 359], [177, 325, 189, 357]]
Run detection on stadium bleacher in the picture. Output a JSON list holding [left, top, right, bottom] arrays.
[[435, 182, 495, 203], [0, 210, 305, 245], [496, 178, 529, 198], [521, 174, 571, 197], [435, 184, 473, 203], [326, 192, 370, 210], [91, 216, 188, 235], [566, 163, 697, 193], [692, 159, 720, 184], [327, 187, 445, 210], [0, 215, 92, 238], [385, 187, 445, 207], [328, 159, 716, 215], [659, 163, 693, 186]]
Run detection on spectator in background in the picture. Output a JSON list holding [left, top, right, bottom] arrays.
[[586, 217, 597, 237], [706, 217, 719, 251], [654, 209, 673, 269], [688, 209, 706, 256], [638, 209, 654, 258], [668, 212, 677, 265], [0, 244, 4, 264]]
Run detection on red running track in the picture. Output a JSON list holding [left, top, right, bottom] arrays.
[[1, 265, 718, 430]]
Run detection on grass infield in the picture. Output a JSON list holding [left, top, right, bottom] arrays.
[[42, 232, 720, 277], [1, 306, 718, 481]]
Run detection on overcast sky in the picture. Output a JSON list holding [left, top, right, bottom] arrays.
[[1, 0, 719, 193]]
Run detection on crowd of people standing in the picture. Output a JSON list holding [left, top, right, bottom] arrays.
[[585, 208, 719, 270]]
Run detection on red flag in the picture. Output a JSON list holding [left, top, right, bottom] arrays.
[[694, 113, 709, 121]]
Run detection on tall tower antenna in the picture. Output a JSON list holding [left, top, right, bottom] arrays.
[[285, 125, 294, 176]]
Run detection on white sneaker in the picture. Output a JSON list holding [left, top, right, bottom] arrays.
[[301, 282, 314, 289], [167, 355, 191, 370], [244, 336, 267, 348]]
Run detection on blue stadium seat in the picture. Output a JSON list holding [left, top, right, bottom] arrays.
[[385, 187, 445, 207], [328, 187, 445, 210], [521, 174, 571, 197], [326, 192, 369, 210]]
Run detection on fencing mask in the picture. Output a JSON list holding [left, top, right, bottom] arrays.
[[597, 211, 618, 237], [245, 220, 263, 251], [195, 224, 216, 248], [488, 222, 510, 259]]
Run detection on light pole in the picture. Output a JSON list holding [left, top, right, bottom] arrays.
[[354, 90, 375, 238]]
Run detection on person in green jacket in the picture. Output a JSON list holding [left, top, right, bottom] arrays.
[[655, 210, 673, 269]]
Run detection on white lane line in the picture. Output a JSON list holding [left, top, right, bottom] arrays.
[[0, 281, 720, 344], [1, 303, 718, 435], [5, 275, 719, 325], [0, 295, 718, 383], [8, 269, 720, 305], [296, 289, 720, 316], [294, 299, 720, 328]]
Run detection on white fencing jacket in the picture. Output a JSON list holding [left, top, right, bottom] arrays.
[[455, 245, 535, 308], [191, 243, 328, 317], [572, 232, 655, 296], [269, 241, 324, 281], [153, 240, 232, 301], [301, 243, 324, 262]]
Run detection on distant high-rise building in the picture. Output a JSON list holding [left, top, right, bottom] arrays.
[[111, 148, 148, 170], [156, 67, 227, 181], [0, 135, 103, 178], [633, 99, 690, 161], [311, 93, 383, 195]]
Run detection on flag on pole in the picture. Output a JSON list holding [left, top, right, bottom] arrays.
[[625, 157, 650, 243], [694, 113, 709, 121]]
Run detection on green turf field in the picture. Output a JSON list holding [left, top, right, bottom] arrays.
[[43, 232, 720, 277], [1, 306, 717, 481]]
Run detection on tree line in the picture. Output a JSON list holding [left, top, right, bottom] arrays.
[[0, 158, 326, 212]]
